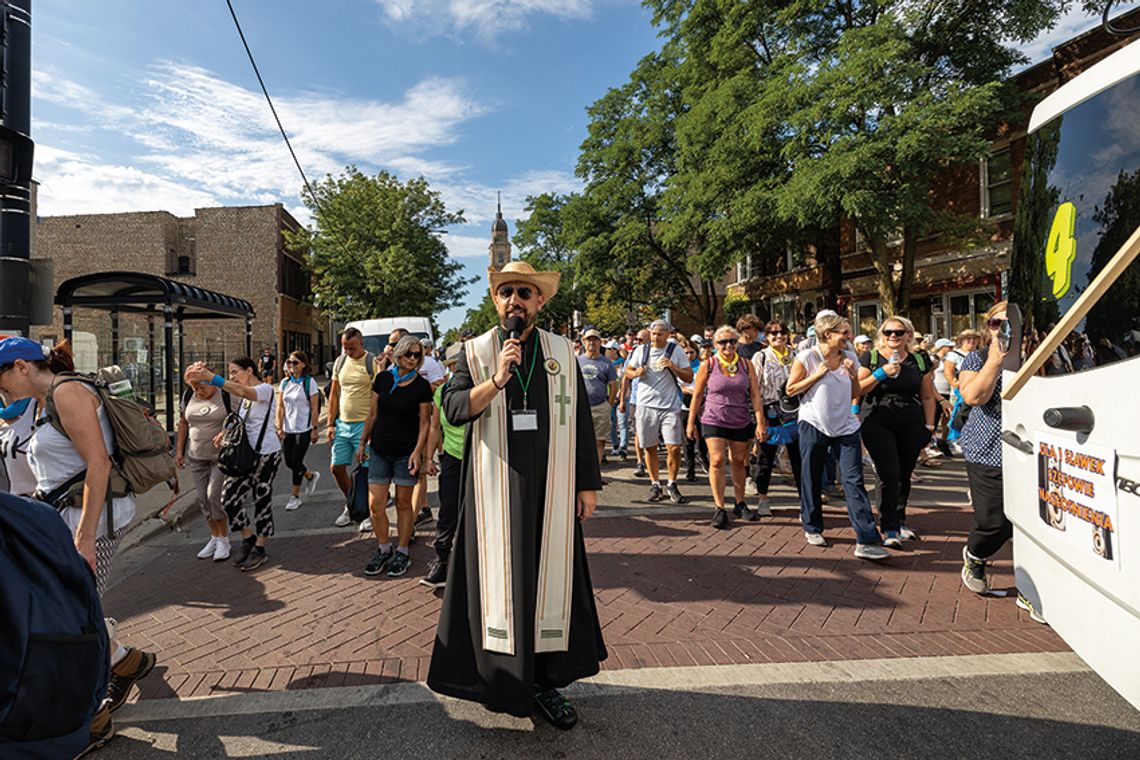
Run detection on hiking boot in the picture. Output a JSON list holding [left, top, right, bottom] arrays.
[[854, 543, 890, 561], [1016, 593, 1046, 624], [387, 551, 411, 577], [534, 688, 578, 730], [420, 559, 448, 589], [711, 508, 730, 529], [961, 546, 991, 594], [646, 482, 664, 502], [804, 531, 828, 547], [107, 648, 157, 711], [883, 530, 902, 548], [196, 536, 218, 559], [77, 700, 114, 758], [665, 482, 685, 504], [334, 506, 352, 527], [364, 548, 392, 577], [239, 545, 268, 572], [231, 535, 255, 567], [285, 495, 302, 511], [415, 506, 434, 527], [634, 462, 648, 478]]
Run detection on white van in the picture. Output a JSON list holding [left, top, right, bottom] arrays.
[[343, 317, 434, 357], [1004, 39, 1140, 709]]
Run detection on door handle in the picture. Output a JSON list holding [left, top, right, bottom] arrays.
[[1001, 430, 1034, 455], [1044, 406, 1095, 434]]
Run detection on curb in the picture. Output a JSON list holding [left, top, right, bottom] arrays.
[[117, 488, 200, 554]]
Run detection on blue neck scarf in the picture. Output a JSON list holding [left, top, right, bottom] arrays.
[[389, 365, 417, 393], [0, 397, 32, 421]]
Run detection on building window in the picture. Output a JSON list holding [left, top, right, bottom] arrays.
[[735, 253, 754, 283], [279, 254, 311, 301], [177, 255, 192, 275], [855, 301, 881, 337], [982, 148, 1013, 218]]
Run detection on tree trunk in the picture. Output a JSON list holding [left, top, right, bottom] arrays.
[[896, 225, 918, 316], [869, 235, 899, 317], [815, 224, 843, 311]]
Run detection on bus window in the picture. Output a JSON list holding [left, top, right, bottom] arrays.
[[1009, 72, 1140, 375]]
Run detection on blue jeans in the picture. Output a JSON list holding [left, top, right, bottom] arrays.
[[798, 421, 880, 545], [612, 404, 630, 452]]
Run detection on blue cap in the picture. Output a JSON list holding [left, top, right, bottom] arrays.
[[0, 337, 48, 365], [0, 397, 31, 421]]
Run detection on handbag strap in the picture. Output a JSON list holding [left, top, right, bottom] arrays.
[[242, 391, 272, 455]]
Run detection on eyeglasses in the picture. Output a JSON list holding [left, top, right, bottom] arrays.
[[496, 285, 534, 300], [987, 317, 1007, 330], [882, 329, 908, 338], [404, 351, 423, 360], [767, 330, 788, 336], [715, 339, 735, 346]]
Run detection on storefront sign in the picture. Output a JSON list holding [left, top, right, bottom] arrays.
[[1036, 432, 1119, 565]]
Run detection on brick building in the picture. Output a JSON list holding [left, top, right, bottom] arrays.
[[727, 11, 1140, 339], [34, 204, 331, 371]]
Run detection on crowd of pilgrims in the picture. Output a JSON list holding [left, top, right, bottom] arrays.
[[0, 301, 1049, 751]]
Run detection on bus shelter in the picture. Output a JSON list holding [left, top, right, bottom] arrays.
[[56, 272, 255, 433]]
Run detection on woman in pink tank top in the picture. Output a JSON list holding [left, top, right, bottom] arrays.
[[686, 326, 766, 529]]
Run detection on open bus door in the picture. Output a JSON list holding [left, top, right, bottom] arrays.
[[1004, 40, 1140, 710]]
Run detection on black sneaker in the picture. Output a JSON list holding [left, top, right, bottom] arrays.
[[239, 546, 268, 572], [711, 508, 729, 529], [76, 700, 114, 758], [106, 648, 157, 711], [231, 535, 255, 567], [387, 551, 412, 577], [364, 548, 392, 576], [666, 482, 685, 504], [961, 546, 991, 594], [618, 448, 628, 461], [601, 455, 609, 465], [647, 482, 664, 502], [634, 462, 648, 478], [732, 501, 746, 518], [415, 506, 434, 527], [534, 688, 578, 730], [685, 468, 696, 482], [419, 559, 448, 589]]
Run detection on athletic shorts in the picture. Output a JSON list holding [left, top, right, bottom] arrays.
[[590, 402, 612, 442], [701, 423, 756, 443], [635, 406, 684, 448], [368, 452, 416, 487], [332, 419, 366, 466]]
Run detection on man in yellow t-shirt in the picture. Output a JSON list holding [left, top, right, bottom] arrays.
[[327, 327, 377, 527]]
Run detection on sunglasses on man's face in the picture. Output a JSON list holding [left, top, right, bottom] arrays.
[[882, 329, 908, 338], [497, 285, 534, 300]]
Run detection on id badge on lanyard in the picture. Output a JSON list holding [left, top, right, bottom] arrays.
[[511, 410, 538, 432]]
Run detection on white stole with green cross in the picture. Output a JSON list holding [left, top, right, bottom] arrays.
[[467, 327, 578, 655]]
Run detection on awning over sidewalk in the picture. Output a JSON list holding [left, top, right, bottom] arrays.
[[56, 272, 256, 433]]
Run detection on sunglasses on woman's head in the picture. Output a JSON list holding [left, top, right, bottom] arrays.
[[882, 329, 907, 338], [987, 317, 1007, 330], [497, 285, 534, 300]]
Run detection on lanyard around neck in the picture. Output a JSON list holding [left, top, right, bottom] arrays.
[[512, 337, 540, 408]]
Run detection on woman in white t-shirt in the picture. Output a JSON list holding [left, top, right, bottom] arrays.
[[275, 350, 321, 512], [0, 395, 38, 496], [186, 356, 282, 572]]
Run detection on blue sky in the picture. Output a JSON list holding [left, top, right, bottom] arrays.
[[30, 1, 1102, 334]]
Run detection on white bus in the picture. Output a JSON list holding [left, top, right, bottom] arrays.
[[343, 317, 435, 357], [1004, 38, 1140, 709]]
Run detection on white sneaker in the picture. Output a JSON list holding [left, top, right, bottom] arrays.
[[754, 496, 772, 517], [213, 537, 231, 562], [197, 536, 218, 559], [303, 471, 321, 496], [804, 531, 828, 547], [334, 506, 352, 527], [745, 477, 759, 496], [285, 495, 302, 511], [854, 543, 890, 561], [359, 517, 373, 533]]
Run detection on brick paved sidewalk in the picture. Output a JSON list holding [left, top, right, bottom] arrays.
[[103, 459, 1067, 703]]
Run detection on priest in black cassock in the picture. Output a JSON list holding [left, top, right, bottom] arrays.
[[428, 261, 606, 730]]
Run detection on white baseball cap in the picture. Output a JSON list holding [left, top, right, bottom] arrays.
[[854, 334, 872, 344]]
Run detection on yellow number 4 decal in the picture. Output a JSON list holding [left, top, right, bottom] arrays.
[[1045, 201, 1077, 299]]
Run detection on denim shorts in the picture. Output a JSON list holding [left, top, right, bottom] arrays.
[[368, 451, 416, 487]]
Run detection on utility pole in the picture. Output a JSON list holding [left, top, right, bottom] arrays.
[[0, 0, 33, 336]]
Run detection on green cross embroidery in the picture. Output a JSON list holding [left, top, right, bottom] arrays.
[[554, 374, 571, 426]]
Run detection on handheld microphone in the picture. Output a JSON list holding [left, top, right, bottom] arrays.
[[505, 315, 526, 371]]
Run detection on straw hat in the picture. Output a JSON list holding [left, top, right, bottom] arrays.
[[488, 261, 560, 301]]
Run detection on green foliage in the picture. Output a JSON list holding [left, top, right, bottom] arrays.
[[723, 292, 752, 326], [458, 291, 498, 336], [512, 193, 584, 332], [291, 166, 473, 322]]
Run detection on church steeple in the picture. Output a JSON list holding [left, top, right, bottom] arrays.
[[489, 191, 512, 271]]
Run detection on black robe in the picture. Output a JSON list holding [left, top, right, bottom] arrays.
[[427, 329, 607, 716]]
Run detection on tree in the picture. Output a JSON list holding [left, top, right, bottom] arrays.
[[512, 193, 584, 332], [291, 166, 473, 322]]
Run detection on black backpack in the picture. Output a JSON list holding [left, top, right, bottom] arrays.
[[217, 397, 271, 478], [0, 492, 110, 758]]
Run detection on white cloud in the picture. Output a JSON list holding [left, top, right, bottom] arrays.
[[1015, 6, 1100, 68], [375, 0, 595, 39], [438, 169, 582, 226], [444, 233, 492, 259]]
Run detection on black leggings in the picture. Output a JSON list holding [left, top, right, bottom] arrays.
[[435, 452, 461, 562], [752, 440, 802, 497], [965, 462, 1011, 558], [860, 404, 929, 533], [282, 431, 312, 487]]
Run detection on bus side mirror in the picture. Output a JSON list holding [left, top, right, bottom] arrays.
[[1004, 303, 1023, 373]]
